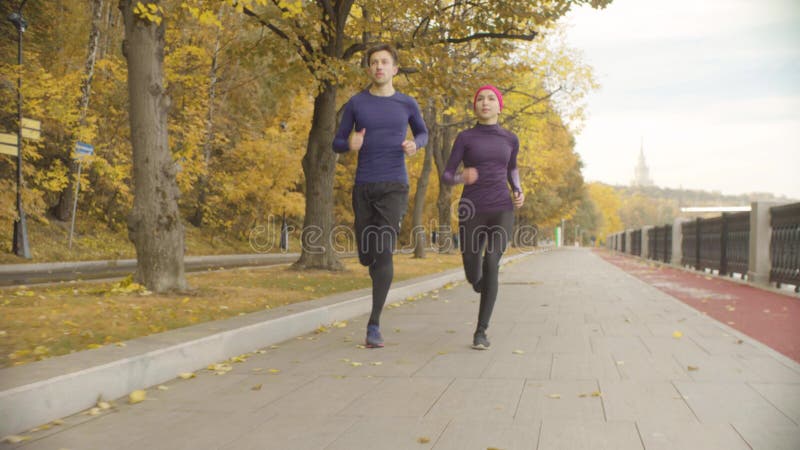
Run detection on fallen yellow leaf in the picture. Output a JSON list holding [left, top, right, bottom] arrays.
[[548, 394, 561, 399], [687, 366, 699, 371], [29, 423, 52, 432], [268, 369, 281, 374], [2, 435, 31, 443], [86, 407, 101, 416], [128, 390, 146, 404], [672, 331, 683, 339], [178, 372, 196, 379], [512, 350, 525, 355], [370, 362, 383, 366], [97, 401, 111, 410], [251, 384, 263, 391], [350, 362, 363, 367], [157, 385, 169, 391], [418, 437, 431, 443]]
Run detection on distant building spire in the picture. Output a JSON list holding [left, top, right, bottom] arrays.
[[631, 138, 654, 187]]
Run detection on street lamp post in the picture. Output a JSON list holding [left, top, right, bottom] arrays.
[[8, 0, 30, 258]]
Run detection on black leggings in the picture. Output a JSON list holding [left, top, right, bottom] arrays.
[[352, 183, 409, 327], [459, 210, 514, 333]]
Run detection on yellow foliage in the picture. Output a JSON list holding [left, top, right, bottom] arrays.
[[587, 182, 623, 243]]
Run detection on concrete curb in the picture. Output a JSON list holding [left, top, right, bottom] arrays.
[[0, 252, 535, 436]]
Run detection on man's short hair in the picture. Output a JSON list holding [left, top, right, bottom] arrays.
[[366, 43, 399, 66]]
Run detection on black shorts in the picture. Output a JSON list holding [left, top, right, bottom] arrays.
[[352, 182, 409, 265]]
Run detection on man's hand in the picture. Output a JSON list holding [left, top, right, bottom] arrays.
[[401, 139, 417, 156], [462, 167, 479, 185], [349, 129, 366, 151], [513, 190, 525, 209]]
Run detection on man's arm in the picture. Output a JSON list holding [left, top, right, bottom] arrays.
[[408, 98, 429, 150], [333, 100, 355, 153]]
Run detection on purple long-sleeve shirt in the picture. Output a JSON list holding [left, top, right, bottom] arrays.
[[333, 90, 428, 185], [442, 123, 522, 214]]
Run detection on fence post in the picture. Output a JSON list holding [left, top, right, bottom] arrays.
[[720, 213, 729, 276], [624, 229, 631, 254], [641, 226, 653, 260], [748, 201, 781, 286], [671, 218, 690, 266]]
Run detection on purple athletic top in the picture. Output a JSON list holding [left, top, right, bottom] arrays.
[[442, 123, 522, 214], [333, 90, 429, 185]]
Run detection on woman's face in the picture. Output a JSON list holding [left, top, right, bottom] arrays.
[[474, 90, 500, 122]]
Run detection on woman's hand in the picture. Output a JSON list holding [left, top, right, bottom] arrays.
[[462, 167, 479, 185], [513, 190, 525, 208]]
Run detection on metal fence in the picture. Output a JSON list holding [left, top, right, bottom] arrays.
[[770, 203, 800, 290], [608, 202, 799, 291], [630, 229, 641, 256], [725, 211, 750, 276], [647, 225, 672, 263]]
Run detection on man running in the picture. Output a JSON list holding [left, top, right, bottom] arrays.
[[333, 43, 429, 348]]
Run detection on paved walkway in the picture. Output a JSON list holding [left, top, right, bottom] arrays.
[[4, 249, 800, 449], [596, 250, 800, 363]]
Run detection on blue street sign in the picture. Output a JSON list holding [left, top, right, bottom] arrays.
[[75, 141, 94, 157]]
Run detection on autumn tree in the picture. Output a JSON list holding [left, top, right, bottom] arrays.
[[237, 0, 612, 269], [587, 182, 623, 244], [119, 0, 186, 291]]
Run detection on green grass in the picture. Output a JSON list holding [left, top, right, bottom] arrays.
[[0, 216, 289, 264], [0, 253, 464, 368]]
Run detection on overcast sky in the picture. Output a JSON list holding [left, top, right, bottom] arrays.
[[562, 0, 800, 200]]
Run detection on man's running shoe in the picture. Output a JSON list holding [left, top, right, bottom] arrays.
[[472, 330, 490, 350], [365, 324, 384, 348]]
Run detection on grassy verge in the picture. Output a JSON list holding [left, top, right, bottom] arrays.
[[0, 252, 465, 368], [0, 218, 285, 264]]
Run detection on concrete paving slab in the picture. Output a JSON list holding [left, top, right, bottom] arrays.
[[550, 353, 621, 381], [220, 414, 357, 450], [674, 381, 797, 426], [515, 380, 604, 423], [615, 354, 691, 381], [424, 378, 524, 421], [260, 375, 382, 416], [637, 420, 750, 450], [481, 351, 551, 379], [731, 421, 800, 450], [338, 377, 452, 418], [431, 419, 540, 450], [599, 380, 698, 422], [748, 382, 800, 424], [326, 417, 450, 450], [537, 420, 642, 450]]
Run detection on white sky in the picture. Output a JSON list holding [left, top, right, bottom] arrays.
[[562, 0, 800, 199]]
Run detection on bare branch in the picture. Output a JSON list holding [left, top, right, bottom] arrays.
[[443, 30, 538, 44]]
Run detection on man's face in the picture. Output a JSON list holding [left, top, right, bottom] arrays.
[[367, 50, 398, 86]]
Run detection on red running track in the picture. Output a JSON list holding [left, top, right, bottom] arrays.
[[595, 249, 800, 363]]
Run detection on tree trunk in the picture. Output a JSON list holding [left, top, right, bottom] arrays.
[[291, 81, 343, 270], [120, 0, 187, 292], [412, 105, 437, 258], [190, 9, 222, 227], [54, 0, 103, 222], [432, 107, 456, 253]]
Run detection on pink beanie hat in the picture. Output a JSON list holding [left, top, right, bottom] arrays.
[[473, 85, 503, 111]]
